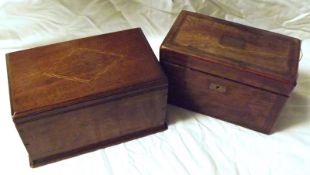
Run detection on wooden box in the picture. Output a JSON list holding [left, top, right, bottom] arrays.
[[160, 11, 300, 134], [6, 28, 168, 167]]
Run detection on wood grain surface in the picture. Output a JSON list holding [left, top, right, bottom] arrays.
[[160, 10, 300, 134], [6, 28, 168, 167]]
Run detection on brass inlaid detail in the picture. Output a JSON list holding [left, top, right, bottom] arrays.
[[44, 48, 123, 83]]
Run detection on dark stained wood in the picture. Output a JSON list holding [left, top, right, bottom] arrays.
[[164, 62, 286, 133], [160, 10, 300, 134], [6, 28, 168, 167]]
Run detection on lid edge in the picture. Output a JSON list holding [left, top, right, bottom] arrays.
[[160, 46, 295, 96], [13, 78, 167, 123]]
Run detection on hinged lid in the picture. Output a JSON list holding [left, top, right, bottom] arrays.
[[161, 10, 300, 96], [7, 28, 167, 122]]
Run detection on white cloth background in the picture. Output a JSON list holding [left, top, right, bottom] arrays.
[[0, 0, 310, 174]]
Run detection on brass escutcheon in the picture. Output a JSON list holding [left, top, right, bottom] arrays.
[[209, 82, 227, 93]]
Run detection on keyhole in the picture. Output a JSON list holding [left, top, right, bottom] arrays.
[[209, 83, 226, 93]]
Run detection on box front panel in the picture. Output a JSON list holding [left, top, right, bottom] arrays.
[[15, 88, 167, 166], [162, 62, 287, 133]]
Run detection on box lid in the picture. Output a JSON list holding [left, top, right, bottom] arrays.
[[7, 28, 167, 122], [161, 10, 300, 96]]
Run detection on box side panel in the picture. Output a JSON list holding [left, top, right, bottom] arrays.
[[5, 54, 15, 116], [162, 62, 287, 133], [15, 88, 167, 167]]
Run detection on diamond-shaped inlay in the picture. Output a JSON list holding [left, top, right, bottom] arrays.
[[44, 48, 123, 83]]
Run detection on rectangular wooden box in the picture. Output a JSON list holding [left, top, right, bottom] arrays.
[[6, 28, 168, 167], [160, 10, 300, 134]]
